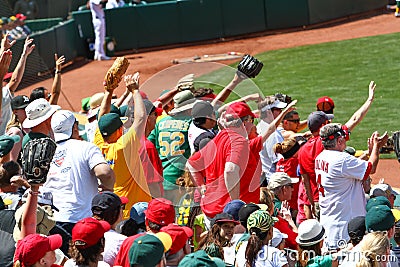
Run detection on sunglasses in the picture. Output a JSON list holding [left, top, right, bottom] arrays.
[[286, 119, 300, 123]]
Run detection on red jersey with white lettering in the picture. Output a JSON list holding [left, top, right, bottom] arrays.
[[315, 149, 371, 249], [298, 136, 323, 204]]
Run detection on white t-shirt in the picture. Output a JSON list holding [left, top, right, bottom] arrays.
[[315, 150, 368, 250], [64, 259, 110, 267], [257, 120, 283, 182], [188, 123, 207, 154], [85, 120, 98, 143], [0, 85, 13, 135], [43, 139, 107, 223], [103, 230, 127, 266], [236, 241, 288, 267], [106, 0, 125, 8]]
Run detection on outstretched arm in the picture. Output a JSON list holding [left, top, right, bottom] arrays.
[[367, 131, 388, 174], [344, 81, 375, 132], [211, 72, 246, 107], [126, 73, 146, 139], [20, 184, 40, 239], [8, 37, 35, 92], [49, 54, 65, 105], [260, 100, 297, 143], [0, 50, 13, 114]]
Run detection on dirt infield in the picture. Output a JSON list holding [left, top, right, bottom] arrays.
[[16, 10, 400, 185]]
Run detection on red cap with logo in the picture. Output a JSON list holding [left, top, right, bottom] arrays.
[[316, 96, 335, 113], [225, 102, 255, 119], [14, 234, 62, 266], [72, 217, 110, 249], [145, 198, 175, 226]]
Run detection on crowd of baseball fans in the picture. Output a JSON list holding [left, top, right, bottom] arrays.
[[0, 32, 399, 267]]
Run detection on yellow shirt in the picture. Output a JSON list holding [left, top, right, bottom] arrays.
[[94, 127, 151, 219]]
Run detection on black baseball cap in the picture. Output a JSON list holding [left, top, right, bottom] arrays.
[[238, 203, 261, 228], [11, 95, 30, 110], [347, 216, 366, 238], [91, 192, 128, 215]]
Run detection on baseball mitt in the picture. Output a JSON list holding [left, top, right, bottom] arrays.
[[21, 137, 57, 184], [237, 54, 264, 78], [393, 131, 400, 163], [103, 57, 130, 91]]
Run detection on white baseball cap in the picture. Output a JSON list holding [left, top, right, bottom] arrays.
[[261, 100, 287, 112], [270, 227, 288, 247], [51, 110, 76, 142], [267, 172, 299, 190], [370, 183, 398, 198], [23, 99, 60, 129]]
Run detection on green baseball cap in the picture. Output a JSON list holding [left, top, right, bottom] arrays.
[[247, 210, 278, 233], [129, 234, 165, 267], [366, 205, 395, 232], [178, 250, 226, 267], [366, 196, 391, 212], [0, 135, 20, 157], [98, 113, 123, 137]]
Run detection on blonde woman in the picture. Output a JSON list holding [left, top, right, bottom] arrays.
[[357, 232, 390, 267]]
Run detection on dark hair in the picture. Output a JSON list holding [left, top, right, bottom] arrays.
[[193, 117, 207, 128], [193, 88, 214, 98], [147, 219, 162, 232], [92, 208, 120, 226], [30, 87, 47, 101], [394, 228, 400, 245], [284, 110, 298, 120], [0, 161, 20, 187], [196, 223, 225, 260], [119, 218, 146, 236], [68, 238, 104, 265], [245, 228, 270, 267], [296, 243, 322, 267]]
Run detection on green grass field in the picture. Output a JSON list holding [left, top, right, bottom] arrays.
[[195, 32, 400, 151]]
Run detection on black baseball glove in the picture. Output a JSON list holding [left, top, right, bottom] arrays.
[[393, 131, 400, 163], [21, 137, 57, 184], [237, 54, 264, 78]]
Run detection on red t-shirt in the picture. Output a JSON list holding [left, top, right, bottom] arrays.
[[276, 157, 300, 211], [114, 233, 146, 267], [298, 136, 324, 203], [140, 138, 164, 195], [274, 216, 298, 250], [240, 136, 263, 204], [188, 129, 248, 218]]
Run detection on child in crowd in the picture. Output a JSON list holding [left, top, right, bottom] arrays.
[[197, 213, 239, 261]]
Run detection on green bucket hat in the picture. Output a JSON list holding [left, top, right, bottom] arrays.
[[0, 135, 20, 157], [366, 196, 391, 212], [247, 210, 277, 233], [366, 205, 395, 232], [98, 113, 123, 137], [178, 250, 226, 267], [129, 234, 165, 267]]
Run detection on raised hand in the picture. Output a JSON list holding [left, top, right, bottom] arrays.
[[55, 54, 65, 71], [23, 37, 35, 56]]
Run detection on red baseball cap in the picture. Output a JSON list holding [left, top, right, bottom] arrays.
[[316, 96, 335, 113], [160, 223, 193, 254], [145, 198, 175, 226], [14, 234, 62, 266], [72, 217, 110, 249], [226, 102, 255, 119]]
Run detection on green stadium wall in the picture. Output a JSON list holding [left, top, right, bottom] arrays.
[[6, 0, 385, 89]]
